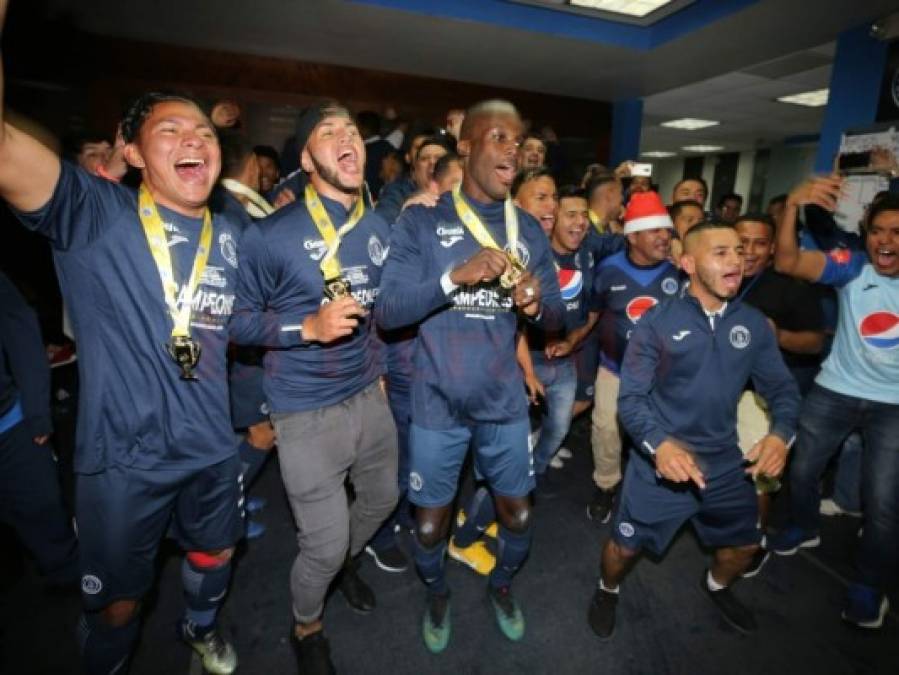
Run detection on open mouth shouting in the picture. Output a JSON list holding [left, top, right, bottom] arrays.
[[873, 245, 897, 271], [173, 157, 208, 184], [721, 267, 742, 293], [337, 147, 360, 175], [495, 161, 515, 187]]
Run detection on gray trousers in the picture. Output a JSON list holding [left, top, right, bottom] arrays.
[[272, 381, 398, 623]]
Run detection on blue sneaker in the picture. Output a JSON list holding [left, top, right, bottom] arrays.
[[246, 519, 266, 540], [245, 497, 267, 514], [770, 526, 820, 556], [842, 584, 890, 629]]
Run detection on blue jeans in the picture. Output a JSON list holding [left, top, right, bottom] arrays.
[[531, 356, 577, 475], [832, 432, 862, 513], [789, 384, 899, 589]]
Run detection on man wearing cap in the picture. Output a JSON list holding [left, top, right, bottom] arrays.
[[376, 99, 563, 653], [231, 103, 398, 674], [587, 192, 679, 523]]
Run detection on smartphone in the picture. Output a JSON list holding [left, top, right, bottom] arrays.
[[838, 151, 872, 174], [631, 162, 653, 177]]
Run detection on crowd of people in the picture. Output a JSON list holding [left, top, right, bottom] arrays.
[[1, 2, 897, 672]]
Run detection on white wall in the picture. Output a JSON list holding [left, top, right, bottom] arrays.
[[762, 144, 819, 205], [651, 157, 685, 202]]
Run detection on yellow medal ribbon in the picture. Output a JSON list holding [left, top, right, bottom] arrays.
[[451, 184, 524, 287], [138, 184, 212, 339], [304, 183, 365, 281], [588, 209, 605, 234]]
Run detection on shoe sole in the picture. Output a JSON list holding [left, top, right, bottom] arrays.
[[741, 552, 771, 579], [364, 546, 408, 574], [842, 597, 890, 629], [773, 536, 821, 556]]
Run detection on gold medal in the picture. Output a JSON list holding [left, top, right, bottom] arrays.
[[166, 335, 202, 381], [323, 276, 352, 301], [305, 184, 365, 301], [499, 255, 526, 289]]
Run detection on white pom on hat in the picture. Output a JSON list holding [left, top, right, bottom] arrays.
[[623, 191, 674, 234]]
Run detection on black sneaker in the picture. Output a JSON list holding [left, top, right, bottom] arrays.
[[293, 631, 336, 675], [534, 472, 559, 499], [741, 548, 770, 579], [587, 587, 619, 639], [587, 488, 615, 523], [365, 544, 409, 573], [700, 573, 757, 633], [338, 557, 376, 613]]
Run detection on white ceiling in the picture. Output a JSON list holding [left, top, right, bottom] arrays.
[[641, 42, 836, 154]]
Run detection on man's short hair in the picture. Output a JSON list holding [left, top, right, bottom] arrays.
[[717, 192, 744, 208], [558, 184, 586, 201], [120, 91, 206, 144], [460, 100, 519, 140], [674, 176, 709, 198], [433, 152, 461, 183], [734, 213, 775, 237], [219, 131, 255, 179], [682, 220, 737, 250], [866, 192, 899, 231], [768, 194, 787, 208], [415, 136, 454, 161], [669, 199, 705, 220], [585, 172, 619, 202], [522, 134, 546, 147], [512, 166, 553, 198], [253, 145, 280, 169], [62, 132, 109, 162]]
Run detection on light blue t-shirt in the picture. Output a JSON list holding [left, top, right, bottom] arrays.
[[816, 250, 899, 404]]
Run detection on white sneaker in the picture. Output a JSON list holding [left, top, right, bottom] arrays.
[[819, 498, 861, 518], [549, 455, 565, 469], [557, 447, 573, 459]]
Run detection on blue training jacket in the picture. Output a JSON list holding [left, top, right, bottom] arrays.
[[618, 291, 800, 456]]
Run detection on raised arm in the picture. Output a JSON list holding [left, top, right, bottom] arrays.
[[773, 176, 842, 282], [0, 0, 62, 211]]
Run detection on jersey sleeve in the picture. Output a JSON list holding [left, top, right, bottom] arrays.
[[617, 310, 668, 455], [374, 210, 450, 330], [817, 250, 866, 288], [12, 161, 125, 251]]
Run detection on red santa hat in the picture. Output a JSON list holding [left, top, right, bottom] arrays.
[[623, 191, 674, 234]]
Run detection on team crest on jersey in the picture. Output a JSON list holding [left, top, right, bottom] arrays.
[[368, 235, 387, 266], [729, 325, 751, 349], [558, 268, 583, 301], [859, 312, 899, 349], [304, 238, 327, 261], [618, 522, 635, 538], [81, 574, 103, 595], [219, 232, 238, 268], [505, 241, 531, 267], [661, 277, 679, 295], [625, 296, 658, 323], [409, 472, 423, 492]]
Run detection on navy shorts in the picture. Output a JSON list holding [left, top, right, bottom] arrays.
[[574, 331, 600, 402], [76, 455, 244, 611], [611, 449, 760, 556], [229, 361, 269, 429], [407, 418, 534, 507]]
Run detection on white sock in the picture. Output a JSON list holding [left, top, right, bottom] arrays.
[[599, 578, 620, 594], [706, 569, 726, 592]]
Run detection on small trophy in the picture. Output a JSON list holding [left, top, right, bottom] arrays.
[[167, 335, 201, 381], [499, 256, 526, 289]]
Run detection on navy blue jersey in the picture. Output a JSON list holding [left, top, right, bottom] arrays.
[[618, 293, 800, 456], [592, 250, 680, 374], [375, 176, 416, 227], [14, 162, 242, 473], [584, 229, 625, 265], [526, 244, 593, 357], [230, 194, 389, 413], [375, 189, 563, 429]]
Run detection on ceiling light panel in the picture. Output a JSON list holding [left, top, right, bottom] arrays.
[[682, 145, 723, 153], [660, 118, 720, 130], [641, 151, 677, 158], [776, 88, 829, 107], [569, 0, 674, 17]]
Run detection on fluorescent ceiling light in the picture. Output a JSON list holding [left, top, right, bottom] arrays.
[[569, 0, 673, 17], [682, 145, 724, 153], [641, 151, 677, 158], [660, 118, 719, 130], [776, 88, 829, 108]]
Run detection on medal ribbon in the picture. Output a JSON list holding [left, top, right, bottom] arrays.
[[138, 184, 212, 339], [221, 178, 275, 218], [588, 209, 605, 234], [304, 183, 365, 280], [451, 184, 519, 260]]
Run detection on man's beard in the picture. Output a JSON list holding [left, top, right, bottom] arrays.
[[310, 154, 358, 196]]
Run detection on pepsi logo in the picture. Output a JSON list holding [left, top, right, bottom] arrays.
[[558, 268, 583, 301], [859, 312, 899, 349], [829, 249, 852, 265], [625, 295, 659, 323]]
